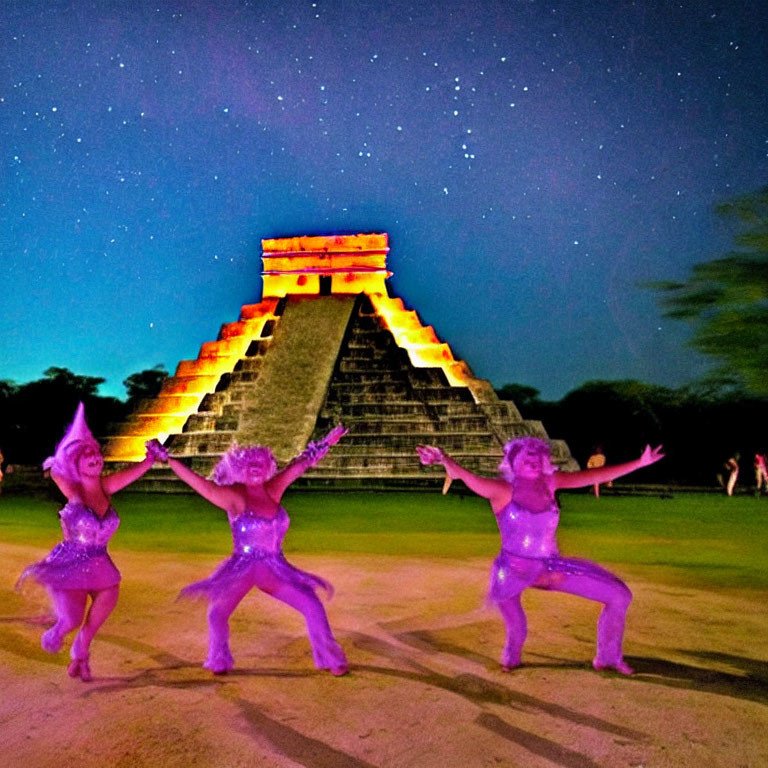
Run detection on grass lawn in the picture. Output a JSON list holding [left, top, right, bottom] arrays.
[[1, 489, 766, 590]]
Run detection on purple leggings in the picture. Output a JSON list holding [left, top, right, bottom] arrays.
[[490, 552, 632, 670], [195, 562, 346, 675]]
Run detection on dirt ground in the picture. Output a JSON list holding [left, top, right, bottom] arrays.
[[1, 541, 767, 768]]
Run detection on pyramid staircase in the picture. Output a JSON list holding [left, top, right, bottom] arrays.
[[105, 233, 575, 489]]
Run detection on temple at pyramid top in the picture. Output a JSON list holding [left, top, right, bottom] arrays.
[[105, 232, 575, 486], [260, 233, 392, 297]]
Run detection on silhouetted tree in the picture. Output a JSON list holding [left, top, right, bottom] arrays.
[[123, 364, 168, 406], [495, 379, 768, 485], [0, 368, 126, 466], [41, 366, 106, 397], [496, 383, 542, 411]]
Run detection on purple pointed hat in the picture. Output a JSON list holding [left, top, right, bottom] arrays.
[[43, 402, 100, 480]]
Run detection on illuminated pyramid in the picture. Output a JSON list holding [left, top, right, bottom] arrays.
[[105, 233, 575, 486]]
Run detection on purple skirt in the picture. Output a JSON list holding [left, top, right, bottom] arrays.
[[179, 550, 333, 602], [17, 540, 121, 593]]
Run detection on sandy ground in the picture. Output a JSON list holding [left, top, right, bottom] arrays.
[[1, 542, 767, 768]]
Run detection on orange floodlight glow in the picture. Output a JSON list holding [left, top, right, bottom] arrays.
[[104, 301, 280, 461], [370, 295, 475, 389], [139, 395, 200, 415], [261, 233, 391, 298], [240, 299, 279, 319], [262, 233, 388, 253]]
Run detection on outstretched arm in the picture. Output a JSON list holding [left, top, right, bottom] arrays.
[[139, 439, 236, 509], [416, 445, 510, 505], [166, 455, 238, 510], [267, 425, 348, 501], [101, 446, 157, 495], [555, 444, 664, 490]]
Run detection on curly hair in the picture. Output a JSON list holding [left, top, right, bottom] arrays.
[[210, 444, 278, 486], [498, 437, 557, 482]]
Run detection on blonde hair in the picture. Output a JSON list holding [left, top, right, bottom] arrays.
[[499, 437, 557, 482], [210, 444, 278, 485]]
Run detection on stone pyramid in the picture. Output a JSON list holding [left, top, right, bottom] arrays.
[[104, 233, 576, 487]]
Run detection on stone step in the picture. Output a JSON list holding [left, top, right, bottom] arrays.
[[341, 341, 399, 357], [330, 371, 410, 385], [320, 402, 485, 418], [232, 357, 263, 373], [167, 432, 236, 454], [329, 435, 501, 450], [321, 404, 431, 419], [326, 390, 473, 405], [329, 370, 452, 388], [229, 370, 260, 385], [310, 457, 502, 473], [333, 417, 490, 433], [243, 339, 272, 357]]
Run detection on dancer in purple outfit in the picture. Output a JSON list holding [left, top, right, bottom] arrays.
[[151, 426, 348, 676], [18, 403, 158, 681], [417, 437, 663, 675]]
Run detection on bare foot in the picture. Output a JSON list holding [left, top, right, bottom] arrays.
[[79, 659, 93, 682], [593, 659, 634, 675], [67, 658, 92, 681]]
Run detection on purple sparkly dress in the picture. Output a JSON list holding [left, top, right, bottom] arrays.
[[18, 501, 121, 592], [488, 497, 632, 671], [489, 499, 623, 602], [180, 506, 332, 600], [180, 506, 345, 674]]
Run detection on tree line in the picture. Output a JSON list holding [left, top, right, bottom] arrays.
[[1, 365, 765, 487], [496, 380, 768, 487], [0, 366, 168, 466]]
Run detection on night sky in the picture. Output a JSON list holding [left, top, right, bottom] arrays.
[[3, 0, 767, 401]]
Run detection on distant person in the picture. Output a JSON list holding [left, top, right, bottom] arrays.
[[755, 453, 768, 495], [0, 446, 4, 495], [723, 453, 740, 497], [153, 426, 349, 676], [586, 446, 612, 498], [16, 403, 159, 681], [417, 437, 664, 675]]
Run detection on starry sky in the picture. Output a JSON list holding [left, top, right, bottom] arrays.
[[3, 0, 767, 402]]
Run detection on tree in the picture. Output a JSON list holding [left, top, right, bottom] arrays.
[[123, 364, 168, 406], [43, 366, 106, 397], [495, 383, 542, 411], [653, 186, 768, 396], [0, 368, 124, 465]]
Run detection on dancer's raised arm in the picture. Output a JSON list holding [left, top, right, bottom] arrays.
[[101, 443, 158, 495], [555, 444, 664, 490], [416, 445, 510, 505], [267, 425, 348, 500], [152, 440, 240, 510]]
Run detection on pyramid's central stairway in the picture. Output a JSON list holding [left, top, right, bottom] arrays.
[[105, 234, 575, 489]]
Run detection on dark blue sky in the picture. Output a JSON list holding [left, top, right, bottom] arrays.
[[3, 0, 766, 401]]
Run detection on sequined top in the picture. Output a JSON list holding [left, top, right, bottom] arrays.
[[495, 498, 560, 558], [230, 507, 289, 555], [60, 500, 120, 549]]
